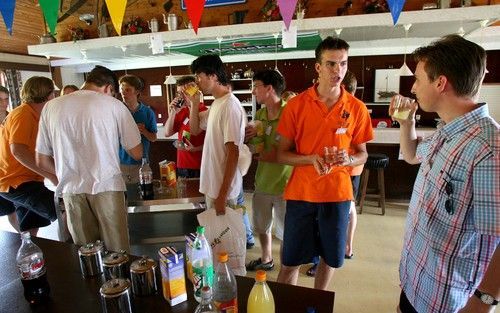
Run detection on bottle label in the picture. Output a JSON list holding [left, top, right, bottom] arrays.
[[18, 258, 45, 279], [215, 298, 238, 312], [192, 264, 213, 299]]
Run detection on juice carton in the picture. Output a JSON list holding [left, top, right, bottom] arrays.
[[185, 233, 196, 282], [159, 160, 177, 187], [158, 246, 187, 306]]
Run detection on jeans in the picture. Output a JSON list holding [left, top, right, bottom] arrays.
[[237, 187, 255, 244]]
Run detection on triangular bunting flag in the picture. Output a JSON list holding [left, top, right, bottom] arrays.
[[39, 0, 60, 35], [104, 0, 127, 36], [387, 0, 406, 25], [0, 0, 16, 35], [277, 0, 298, 30], [185, 0, 206, 34]]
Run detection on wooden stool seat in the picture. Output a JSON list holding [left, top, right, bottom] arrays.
[[358, 153, 389, 215]]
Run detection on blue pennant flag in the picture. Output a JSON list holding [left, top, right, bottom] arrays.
[[387, 0, 405, 25], [0, 0, 16, 35]]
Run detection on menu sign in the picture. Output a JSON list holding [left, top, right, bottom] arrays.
[[181, 0, 246, 10]]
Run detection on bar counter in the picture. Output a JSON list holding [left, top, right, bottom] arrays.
[[0, 231, 335, 313]]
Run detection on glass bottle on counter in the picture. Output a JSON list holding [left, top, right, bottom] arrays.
[[139, 157, 154, 200], [213, 252, 237, 312], [194, 286, 220, 313], [16, 232, 50, 304], [247, 270, 274, 313], [192, 226, 214, 303]]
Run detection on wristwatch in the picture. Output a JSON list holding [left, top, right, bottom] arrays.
[[348, 155, 354, 165], [474, 289, 499, 305]]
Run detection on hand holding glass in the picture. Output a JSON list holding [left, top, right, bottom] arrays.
[[389, 95, 416, 120]]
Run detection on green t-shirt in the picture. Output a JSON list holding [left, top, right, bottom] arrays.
[[254, 102, 293, 195]]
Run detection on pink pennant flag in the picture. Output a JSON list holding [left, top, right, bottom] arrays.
[[185, 0, 206, 34], [277, 0, 298, 30]]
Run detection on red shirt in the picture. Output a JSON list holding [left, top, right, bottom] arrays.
[[173, 104, 207, 169], [277, 85, 373, 202]]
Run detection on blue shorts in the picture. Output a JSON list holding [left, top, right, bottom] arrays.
[[351, 175, 361, 199], [0, 194, 51, 231], [0, 181, 55, 231], [282, 200, 351, 268]]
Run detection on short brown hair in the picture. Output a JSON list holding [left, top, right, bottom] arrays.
[[21, 76, 54, 103], [413, 34, 486, 98], [342, 71, 357, 94], [119, 74, 144, 91], [315, 36, 350, 64], [86, 65, 119, 93], [62, 84, 79, 95], [176, 75, 196, 86]]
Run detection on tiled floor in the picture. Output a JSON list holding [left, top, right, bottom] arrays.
[[0, 196, 409, 313]]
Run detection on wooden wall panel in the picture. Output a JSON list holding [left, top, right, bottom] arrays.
[[1, 0, 497, 55]]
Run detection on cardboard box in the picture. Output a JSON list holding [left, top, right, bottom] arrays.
[[158, 246, 187, 306], [159, 160, 177, 186]]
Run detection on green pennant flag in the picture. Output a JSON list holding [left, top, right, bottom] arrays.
[[39, 0, 60, 34]]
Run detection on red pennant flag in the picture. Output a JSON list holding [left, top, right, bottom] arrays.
[[185, 0, 206, 34]]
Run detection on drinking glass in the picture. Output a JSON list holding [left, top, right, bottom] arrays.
[[390, 95, 415, 120], [323, 146, 338, 174]]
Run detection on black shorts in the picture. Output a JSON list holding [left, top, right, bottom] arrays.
[[282, 200, 351, 268], [0, 195, 51, 231]]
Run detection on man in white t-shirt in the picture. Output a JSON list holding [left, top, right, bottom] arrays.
[[186, 55, 247, 215], [36, 66, 142, 252]]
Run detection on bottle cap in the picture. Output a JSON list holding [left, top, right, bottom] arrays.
[[255, 270, 266, 282], [196, 226, 205, 235], [218, 252, 228, 263]]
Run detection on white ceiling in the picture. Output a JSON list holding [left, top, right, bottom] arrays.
[[27, 5, 500, 72]]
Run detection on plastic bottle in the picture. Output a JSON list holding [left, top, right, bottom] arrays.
[[192, 226, 214, 303], [213, 252, 237, 312], [194, 286, 220, 313], [16, 232, 50, 304], [139, 157, 154, 200], [247, 270, 275, 313]]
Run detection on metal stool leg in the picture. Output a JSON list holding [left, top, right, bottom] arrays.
[[358, 169, 370, 214], [377, 168, 386, 215]]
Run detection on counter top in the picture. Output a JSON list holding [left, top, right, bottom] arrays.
[[371, 127, 436, 144]]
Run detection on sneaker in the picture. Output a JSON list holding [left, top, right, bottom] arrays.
[[246, 258, 274, 271], [246, 241, 255, 249]]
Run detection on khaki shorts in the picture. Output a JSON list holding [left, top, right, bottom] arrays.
[[252, 191, 286, 240], [63, 191, 130, 252]]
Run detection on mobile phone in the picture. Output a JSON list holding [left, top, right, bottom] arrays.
[[174, 97, 184, 108]]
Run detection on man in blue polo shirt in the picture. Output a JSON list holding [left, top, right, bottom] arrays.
[[119, 74, 158, 183]]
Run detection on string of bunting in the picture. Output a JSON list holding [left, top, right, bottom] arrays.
[[0, 0, 407, 37]]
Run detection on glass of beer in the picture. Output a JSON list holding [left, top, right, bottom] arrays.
[[390, 95, 415, 120], [323, 146, 338, 174]]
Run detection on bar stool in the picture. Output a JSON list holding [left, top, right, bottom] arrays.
[[358, 153, 390, 215]]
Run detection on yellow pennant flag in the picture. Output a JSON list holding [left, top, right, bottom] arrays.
[[104, 0, 127, 36]]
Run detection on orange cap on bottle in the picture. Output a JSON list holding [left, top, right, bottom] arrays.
[[255, 270, 266, 282], [218, 252, 228, 263]]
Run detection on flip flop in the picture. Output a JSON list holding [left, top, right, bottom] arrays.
[[345, 254, 354, 259]]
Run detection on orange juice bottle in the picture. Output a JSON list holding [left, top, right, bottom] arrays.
[[247, 270, 275, 313]]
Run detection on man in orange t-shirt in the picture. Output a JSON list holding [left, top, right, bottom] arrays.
[[0, 77, 58, 236], [276, 37, 373, 290]]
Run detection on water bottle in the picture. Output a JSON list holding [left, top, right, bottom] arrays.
[[192, 226, 214, 302], [213, 252, 237, 312], [247, 270, 275, 313], [139, 157, 154, 200], [194, 286, 220, 313], [16, 232, 50, 304]]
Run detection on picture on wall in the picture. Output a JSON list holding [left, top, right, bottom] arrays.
[[374, 69, 400, 102]]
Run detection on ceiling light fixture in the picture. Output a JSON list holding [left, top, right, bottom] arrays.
[[399, 24, 413, 77], [164, 43, 177, 85]]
